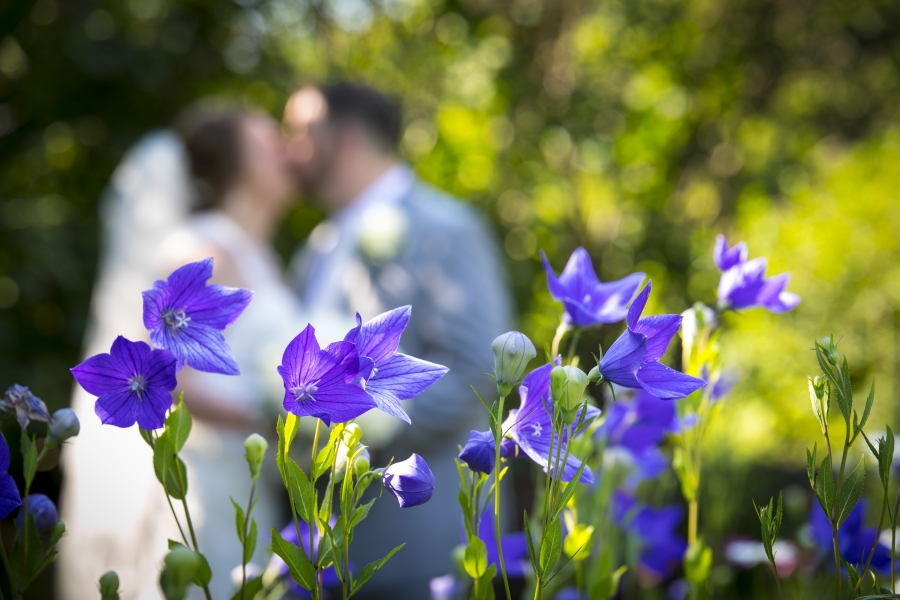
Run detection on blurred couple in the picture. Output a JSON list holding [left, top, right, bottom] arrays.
[[58, 83, 512, 599]]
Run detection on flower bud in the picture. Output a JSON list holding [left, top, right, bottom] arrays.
[[491, 332, 537, 388], [458, 430, 496, 474], [353, 447, 371, 477], [811, 375, 826, 400], [821, 336, 840, 366], [99, 571, 120, 600], [17, 493, 58, 533], [244, 433, 268, 481], [382, 454, 434, 507], [45, 408, 80, 448], [550, 365, 589, 413], [161, 546, 200, 594]]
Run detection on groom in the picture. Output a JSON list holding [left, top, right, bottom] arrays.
[[284, 82, 512, 596]]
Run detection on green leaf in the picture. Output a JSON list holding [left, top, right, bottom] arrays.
[[855, 380, 875, 439], [230, 576, 264, 600], [684, 539, 713, 585], [9, 514, 42, 588], [523, 511, 537, 575], [288, 460, 316, 523], [809, 377, 827, 434], [245, 518, 257, 564], [350, 544, 404, 596], [351, 499, 376, 529], [20, 434, 37, 489], [843, 557, 860, 590], [815, 343, 842, 399], [154, 431, 175, 486], [806, 444, 817, 489], [165, 397, 192, 452], [837, 454, 866, 527], [163, 457, 188, 500], [458, 489, 474, 538], [194, 552, 212, 587], [591, 565, 627, 600], [283, 413, 299, 455], [139, 427, 155, 449], [553, 464, 587, 519], [464, 535, 488, 578], [271, 528, 316, 590], [539, 519, 562, 578], [313, 428, 340, 481], [815, 456, 835, 517], [881, 426, 895, 489], [231, 498, 246, 543], [475, 564, 497, 600]]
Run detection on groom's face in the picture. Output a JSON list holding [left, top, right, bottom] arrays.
[[284, 88, 338, 201]]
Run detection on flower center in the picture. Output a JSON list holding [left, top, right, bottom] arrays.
[[162, 309, 191, 330], [129, 375, 147, 400], [530, 423, 542, 437], [292, 382, 319, 404]]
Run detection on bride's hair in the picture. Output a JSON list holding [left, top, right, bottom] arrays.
[[178, 110, 247, 211]]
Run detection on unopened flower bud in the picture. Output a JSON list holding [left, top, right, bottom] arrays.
[[353, 447, 371, 477], [244, 433, 268, 481], [99, 571, 120, 599], [162, 546, 200, 592], [45, 408, 80, 448], [550, 365, 589, 413], [17, 493, 58, 533], [491, 332, 537, 389], [821, 336, 840, 366], [811, 375, 826, 400]]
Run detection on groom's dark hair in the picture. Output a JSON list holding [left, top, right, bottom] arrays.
[[320, 82, 402, 153]]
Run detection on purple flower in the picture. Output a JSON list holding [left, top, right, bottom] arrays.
[[1, 385, 50, 430], [344, 306, 448, 424], [430, 574, 462, 600], [502, 362, 600, 484], [458, 430, 500, 475], [142, 258, 252, 375], [0, 434, 21, 519], [269, 520, 342, 595], [598, 283, 706, 400], [382, 453, 434, 507], [808, 500, 893, 575], [17, 493, 57, 533], [597, 390, 677, 454], [71, 336, 178, 429], [278, 325, 377, 426], [541, 248, 645, 327], [613, 491, 686, 579], [714, 236, 800, 314]]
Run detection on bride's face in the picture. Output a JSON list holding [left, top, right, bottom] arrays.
[[238, 114, 296, 210]]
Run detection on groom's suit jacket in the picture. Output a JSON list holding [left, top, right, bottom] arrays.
[[290, 166, 512, 598]]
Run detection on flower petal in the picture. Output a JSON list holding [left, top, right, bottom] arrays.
[[166, 322, 241, 375], [159, 258, 214, 309], [363, 386, 411, 424], [626, 282, 651, 330], [0, 434, 8, 473], [367, 353, 448, 401], [599, 329, 646, 388], [95, 388, 139, 428], [713, 235, 748, 271], [0, 473, 21, 520], [280, 325, 321, 388], [71, 353, 126, 396], [636, 362, 706, 400], [186, 284, 253, 330], [353, 306, 412, 365], [634, 314, 682, 363]]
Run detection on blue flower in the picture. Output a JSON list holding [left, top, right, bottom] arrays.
[[430, 574, 462, 600], [1, 385, 50, 430], [71, 336, 178, 429], [458, 430, 501, 475], [344, 306, 448, 424], [142, 258, 253, 375], [0, 433, 21, 519], [278, 324, 377, 426], [613, 491, 686, 579], [382, 454, 434, 507], [714, 236, 800, 314], [808, 500, 893, 575], [17, 493, 58, 533], [595, 391, 677, 482], [598, 283, 706, 400], [502, 361, 600, 484], [541, 248, 645, 327]]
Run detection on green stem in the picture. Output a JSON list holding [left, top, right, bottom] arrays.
[[494, 393, 512, 600], [240, 480, 257, 600], [771, 560, 784, 600], [309, 421, 322, 600]]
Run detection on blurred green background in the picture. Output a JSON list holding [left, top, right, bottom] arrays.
[[2, 0, 900, 596]]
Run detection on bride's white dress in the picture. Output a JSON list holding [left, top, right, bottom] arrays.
[[58, 132, 347, 599]]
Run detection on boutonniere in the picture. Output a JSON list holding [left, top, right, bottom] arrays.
[[358, 203, 409, 263]]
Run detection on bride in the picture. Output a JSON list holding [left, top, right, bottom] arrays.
[[58, 109, 346, 599]]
